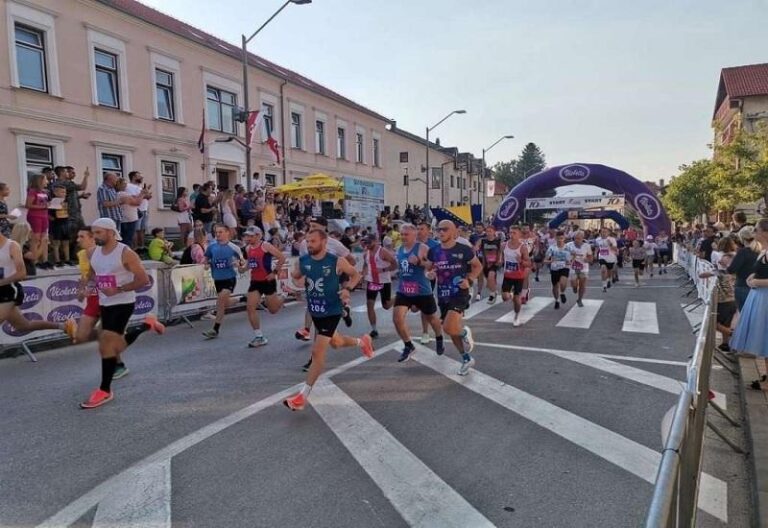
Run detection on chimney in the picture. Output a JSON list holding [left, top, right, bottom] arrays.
[[658, 178, 665, 189], [435, 137, 440, 146]]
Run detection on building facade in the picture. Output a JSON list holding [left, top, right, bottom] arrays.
[[1, 0, 480, 229]]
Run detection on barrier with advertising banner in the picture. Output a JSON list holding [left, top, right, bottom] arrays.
[[0, 263, 161, 345]]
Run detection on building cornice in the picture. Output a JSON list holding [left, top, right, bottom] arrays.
[[9, 128, 70, 142]]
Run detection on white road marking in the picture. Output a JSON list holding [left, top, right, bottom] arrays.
[[472, 342, 726, 409], [496, 296, 553, 325], [311, 380, 495, 528], [680, 302, 705, 330], [92, 460, 171, 528], [36, 343, 402, 528], [464, 298, 498, 319], [412, 346, 728, 522], [622, 301, 659, 334], [556, 299, 604, 329]]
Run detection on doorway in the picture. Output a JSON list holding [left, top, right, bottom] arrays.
[[216, 169, 235, 191]]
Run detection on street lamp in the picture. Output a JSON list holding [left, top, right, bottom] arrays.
[[425, 109, 466, 213], [242, 0, 311, 192], [482, 134, 514, 217]]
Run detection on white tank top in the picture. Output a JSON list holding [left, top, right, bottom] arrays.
[[91, 243, 136, 306], [503, 243, 525, 278], [0, 238, 18, 281], [364, 247, 392, 284]]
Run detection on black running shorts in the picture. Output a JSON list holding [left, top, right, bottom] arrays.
[[366, 282, 392, 303], [311, 314, 341, 338], [394, 293, 437, 315], [501, 278, 524, 295], [0, 283, 24, 305], [214, 278, 237, 294], [100, 303, 135, 334], [248, 279, 277, 296]]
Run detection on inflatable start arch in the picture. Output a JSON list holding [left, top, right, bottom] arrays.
[[492, 163, 671, 236]]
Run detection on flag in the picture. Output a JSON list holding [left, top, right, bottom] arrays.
[[245, 110, 262, 147], [266, 130, 281, 164], [197, 110, 205, 154]]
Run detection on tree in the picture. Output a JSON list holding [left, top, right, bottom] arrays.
[[661, 160, 717, 222], [491, 160, 518, 189], [713, 120, 768, 214], [513, 142, 546, 181]]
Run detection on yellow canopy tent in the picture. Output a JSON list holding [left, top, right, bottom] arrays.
[[274, 173, 344, 201]]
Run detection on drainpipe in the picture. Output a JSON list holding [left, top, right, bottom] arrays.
[[280, 79, 288, 185]]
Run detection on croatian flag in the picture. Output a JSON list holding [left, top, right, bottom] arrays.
[[246, 110, 263, 147], [266, 130, 281, 163]]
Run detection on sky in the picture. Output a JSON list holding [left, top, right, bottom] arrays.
[[142, 0, 767, 189]]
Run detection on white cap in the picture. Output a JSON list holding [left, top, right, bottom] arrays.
[[91, 218, 122, 240]]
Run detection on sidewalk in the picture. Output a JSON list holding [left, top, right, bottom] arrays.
[[739, 357, 768, 528]]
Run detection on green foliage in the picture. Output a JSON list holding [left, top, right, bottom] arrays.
[[661, 160, 716, 222], [713, 121, 768, 210], [491, 142, 547, 190]]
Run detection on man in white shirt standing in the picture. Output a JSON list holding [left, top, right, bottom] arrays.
[[127, 171, 151, 249]]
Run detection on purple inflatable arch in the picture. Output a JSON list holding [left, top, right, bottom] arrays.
[[493, 163, 671, 236]]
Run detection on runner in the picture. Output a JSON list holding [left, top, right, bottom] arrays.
[[417, 222, 440, 344], [0, 229, 76, 340], [360, 234, 397, 338], [80, 218, 153, 409], [594, 227, 618, 293], [644, 235, 658, 277], [392, 223, 444, 361], [544, 231, 572, 309], [479, 225, 502, 304], [501, 225, 531, 326], [469, 223, 485, 301], [656, 230, 671, 274], [424, 220, 482, 375], [565, 230, 593, 307], [202, 224, 246, 339], [521, 224, 538, 301], [283, 229, 373, 411], [243, 226, 285, 347]]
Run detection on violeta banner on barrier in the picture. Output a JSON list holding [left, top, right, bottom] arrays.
[[0, 267, 159, 346]]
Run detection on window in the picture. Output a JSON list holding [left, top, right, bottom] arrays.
[[291, 112, 302, 149], [14, 24, 47, 92], [95, 49, 119, 108], [315, 120, 325, 155], [101, 153, 124, 179], [373, 137, 380, 167], [265, 174, 276, 187], [355, 132, 364, 163], [24, 143, 53, 180], [160, 161, 179, 208], [155, 69, 175, 121], [206, 86, 236, 133], [262, 103, 274, 136], [450, 174, 455, 188], [337, 127, 346, 159]]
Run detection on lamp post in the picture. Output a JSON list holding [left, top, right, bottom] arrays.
[[242, 0, 311, 192], [425, 109, 466, 213], [482, 134, 514, 218]]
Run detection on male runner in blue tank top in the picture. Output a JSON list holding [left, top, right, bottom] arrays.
[[392, 223, 444, 362], [283, 229, 374, 411], [425, 220, 482, 376], [416, 222, 440, 344]]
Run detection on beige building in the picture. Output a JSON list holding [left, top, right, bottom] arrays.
[[0, 0, 480, 229]]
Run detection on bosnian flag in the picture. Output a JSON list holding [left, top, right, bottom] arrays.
[[197, 109, 205, 154]]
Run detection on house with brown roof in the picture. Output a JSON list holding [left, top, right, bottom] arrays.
[[712, 62, 768, 146]]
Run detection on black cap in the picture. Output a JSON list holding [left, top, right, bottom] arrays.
[[309, 216, 328, 227]]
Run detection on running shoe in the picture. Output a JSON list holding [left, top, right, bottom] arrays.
[[359, 334, 374, 358], [607, 281, 612, 289], [79, 388, 113, 409], [474, 293, 481, 302], [572, 286, 578, 294], [512, 314, 521, 327], [487, 295, 497, 305], [248, 335, 269, 348], [560, 293, 567, 304], [63, 318, 78, 341], [302, 358, 312, 372], [397, 344, 416, 362], [202, 329, 219, 339], [577, 299, 584, 308], [283, 393, 306, 411], [420, 333, 431, 344], [144, 315, 165, 334], [602, 286, 607, 293], [554, 301, 560, 310], [201, 311, 216, 320], [112, 364, 129, 379], [342, 305, 353, 327], [369, 329, 379, 339], [457, 356, 475, 376], [295, 327, 311, 341], [435, 338, 445, 355], [534, 275, 540, 282], [461, 326, 475, 353]]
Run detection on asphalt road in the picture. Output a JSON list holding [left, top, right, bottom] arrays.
[[0, 267, 753, 527]]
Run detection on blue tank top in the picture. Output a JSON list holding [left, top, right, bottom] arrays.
[[396, 243, 432, 296], [300, 252, 342, 316]]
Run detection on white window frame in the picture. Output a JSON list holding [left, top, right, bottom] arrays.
[[92, 141, 134, 182], [259, 92, 280, 141], [150, 52, 183, 124], [289, 102, 305, 150], [315, 116, 326, 155], [12, 130, 68, 191], [153, 152, 187, 210], [87, 28, 130, 111], [6, 1, 61, 96], [202, 69, 243, 137], [337, 125, 346, 160], [372, 132, 381, 168], [355, 126, 365, 164]]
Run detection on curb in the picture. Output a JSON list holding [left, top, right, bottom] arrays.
[[739, 356, 768, 528]]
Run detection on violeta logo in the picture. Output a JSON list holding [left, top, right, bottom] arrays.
[[20, 286, 43, 310], [134, 296, 155, 315], [633, 193, 661, 220], [496, 196, 519, 222], [47, 280, 80, 303], [558, 164, 590, 183]]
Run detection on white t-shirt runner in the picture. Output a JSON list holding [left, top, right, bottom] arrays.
[[298, 237, 351, 258], [566, 241, 591, 274], [594, 237, 618, 263]]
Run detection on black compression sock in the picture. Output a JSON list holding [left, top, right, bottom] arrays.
[[100, 357, 118, 392], [435, 335, 444, 343], [404, 341, 414, 350], [124, 324, 149, 346], [213, 323, 221, 333]]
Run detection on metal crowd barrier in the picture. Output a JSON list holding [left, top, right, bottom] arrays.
[[645, 243, 736, 527]]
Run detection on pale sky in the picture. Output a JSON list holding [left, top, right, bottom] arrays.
[[143, 0, 767, 186]]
